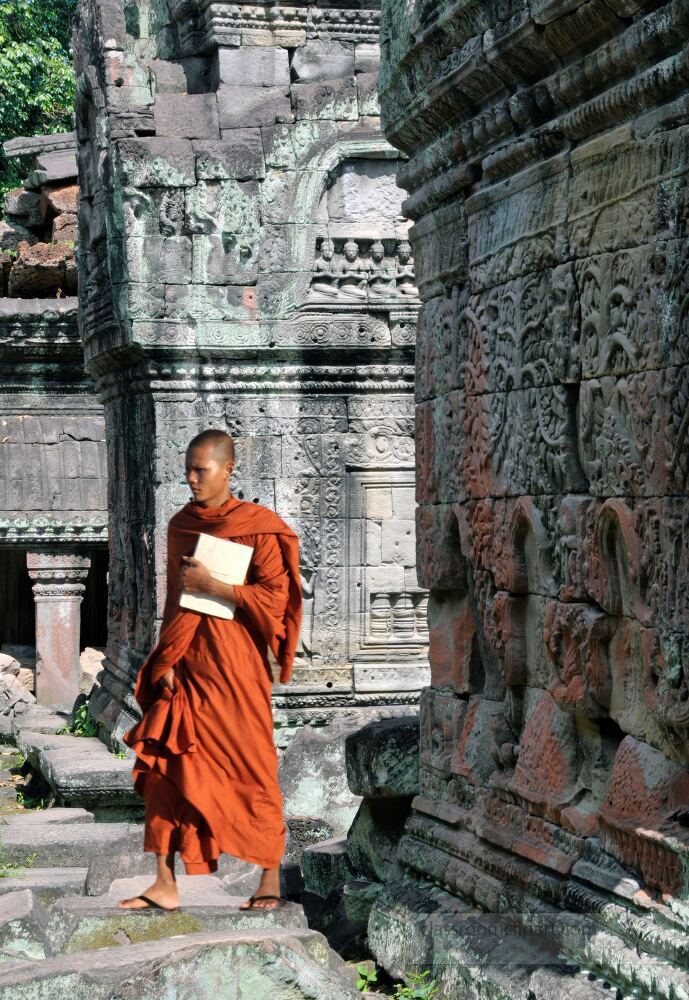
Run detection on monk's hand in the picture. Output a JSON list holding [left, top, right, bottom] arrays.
[[159, 668, 176, 692], [180, 556, 214, 595]]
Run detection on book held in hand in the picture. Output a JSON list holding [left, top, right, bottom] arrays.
[[179, 533, 254, 619]]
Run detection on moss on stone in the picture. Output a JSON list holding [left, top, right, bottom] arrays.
[[66, 912, 205, 953]]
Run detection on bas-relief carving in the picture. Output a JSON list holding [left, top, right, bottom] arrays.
[[378, 0, 689, 991]]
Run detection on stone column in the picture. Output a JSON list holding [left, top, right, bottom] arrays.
[[27, 549, 90, 710]]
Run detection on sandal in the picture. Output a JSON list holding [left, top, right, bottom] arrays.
[[118, 893, 180, 912], [240, 893, 287, 910]]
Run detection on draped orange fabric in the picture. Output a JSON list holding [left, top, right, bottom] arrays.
[[123, 495, 302, 873]]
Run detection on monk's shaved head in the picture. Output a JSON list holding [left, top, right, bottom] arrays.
[[187, 429, 235, 463]]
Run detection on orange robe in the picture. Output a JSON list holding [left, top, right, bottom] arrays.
[[124, 496, 302, 874]]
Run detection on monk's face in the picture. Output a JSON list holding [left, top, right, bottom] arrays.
[[185, 444, 234, 507]]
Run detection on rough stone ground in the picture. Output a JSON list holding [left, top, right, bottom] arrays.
[[0, 708, 372, 998]]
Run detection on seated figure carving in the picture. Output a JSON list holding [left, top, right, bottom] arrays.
[[310, 239, 339, 299], [339, 239, 368, 299], [368, 240, 395, 298], [395, 240, 417, 297]]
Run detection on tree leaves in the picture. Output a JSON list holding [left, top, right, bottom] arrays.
[[0, 0, 76, 195]]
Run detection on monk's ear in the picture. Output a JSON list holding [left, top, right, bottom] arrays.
[[226, 463, 234, 479]]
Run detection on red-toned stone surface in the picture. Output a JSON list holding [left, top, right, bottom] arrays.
[[7, 241, 76, 296], [373, 0, 689, 992]]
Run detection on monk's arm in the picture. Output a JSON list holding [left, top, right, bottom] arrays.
[[188, 535, 288, 619], [146, 527, 202, 689]]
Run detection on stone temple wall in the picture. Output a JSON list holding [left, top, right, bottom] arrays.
[[73, 0, 429, 742], [372, 0, 689, 995], [0, 134, 108, 710]]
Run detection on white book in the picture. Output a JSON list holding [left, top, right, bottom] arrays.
[[179, 533, 254, 619]]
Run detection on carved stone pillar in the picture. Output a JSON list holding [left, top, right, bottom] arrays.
[[27, 549, 90, 710]]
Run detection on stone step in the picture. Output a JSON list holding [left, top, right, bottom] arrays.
[[0, 889, 49, 962], [9, 714, 139, 817], [0, 820, 131, 868], [14, 730, 102, 771], [1, 807, 93, 827], [0, 927, 362, 998], [11, 708, 69, 739], [0, 868, 88, 906], [34, 742, 138, 816], [47, 877, 308, 955]]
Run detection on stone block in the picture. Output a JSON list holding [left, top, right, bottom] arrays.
[[193, 132, 265, 180], [0, 869, 88, 907], [345, 717, 420, 798], [346, 797, 412, 881], [3, 188, 41, 228], [214, 46, 290, 88], [42, 185, 79, 217], [0, 890, 49, 962], [355, 43, 380, 74], [126, 235, 192, 284], [148, 59, 187, 93], [0, 822, 131, 869], [428, 593, 479, 693], [0, 221, 37, 252], [381, 519, 416, 567], [301, 836, 357, 897], [292, 77, 358, 121], [116, 138, 196, 188], [153, 93, 220, 138], [356, 72, 380, 116], [366, 565, 405, 593], [26, 151, 78, 188], [217, 85, 293, 128], [391, 486, 415, 519], [278, 719, 364, 836], [191, 233, 258, 285], [52, 213, 77, 244], [366, 486, 393, 518], [291, 40, 355, 82], [600, 736, 689, 896]]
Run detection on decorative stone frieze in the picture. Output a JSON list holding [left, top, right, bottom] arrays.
[[376, 0, 689, 995]]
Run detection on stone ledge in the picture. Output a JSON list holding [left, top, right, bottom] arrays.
[[46, 889, 308, 955], [0, 926, 362, 999], [11, 715, 138, 813]]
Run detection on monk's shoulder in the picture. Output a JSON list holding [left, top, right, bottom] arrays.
[[167, 505, 192, 530], [239, 500, 293, 534]]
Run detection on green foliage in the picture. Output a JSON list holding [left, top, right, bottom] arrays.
[[0, 845, 37, 878], [0, 0, 76, 195], [393, 971, 439, 999], [356, 963, 378, 991], [57, 702, 99, 738], [15, 789, 47, 810]]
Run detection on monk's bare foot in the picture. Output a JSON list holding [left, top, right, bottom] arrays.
[[117, 879, 180, 910], [240, 866, 282, 909]]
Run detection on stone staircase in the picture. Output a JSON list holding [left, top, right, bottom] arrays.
[[0, 710, 365, 998], [0, 807, 363, 997]]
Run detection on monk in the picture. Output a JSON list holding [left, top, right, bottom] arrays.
[[118, 429, 302, 912]]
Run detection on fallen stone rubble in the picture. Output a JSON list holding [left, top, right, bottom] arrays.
[[0, 802, 364, 997]]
